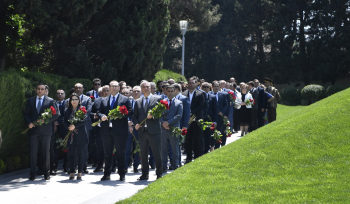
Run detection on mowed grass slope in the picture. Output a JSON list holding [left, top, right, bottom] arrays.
[[119, 89, 350, 203]]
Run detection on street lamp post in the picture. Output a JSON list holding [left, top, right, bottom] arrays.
[[179, 20, 188, 76]]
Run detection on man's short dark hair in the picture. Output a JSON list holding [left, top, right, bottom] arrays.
[[162, 83, 170, 88], [188, 77, 198, 83], [248, 81, 254, 87], [157, 81, 163, 85], [212, 80, 219, 86], [37, 83, 46, 88], [93, 78, 101, 84], [70, 88, 75, 95], [45, 85, 49, 90], [173, 83, 181, 91], [233, 83, 237, 88], [166, 85, 175, 90]]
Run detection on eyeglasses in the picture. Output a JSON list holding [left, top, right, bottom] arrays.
[[75, 87, 83, 90], [121, 92, 128, 95], [133, 90, 140, 93], [111, 85, 119, 88], [71, 99, 79, 101], [213, 86, 220, 88], [56, 93, 64, 95], [94, 83, 101, 86], [37, 88, 45, 91], [202, 86, 209, 88]]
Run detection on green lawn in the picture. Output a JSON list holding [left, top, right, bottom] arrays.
[[119, 89, 350, 203]]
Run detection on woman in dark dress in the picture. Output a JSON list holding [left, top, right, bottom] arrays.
[[63, 93, 88, 180], [237, 84, 253, 136]]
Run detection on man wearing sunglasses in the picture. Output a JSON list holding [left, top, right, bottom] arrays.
[[86, 78, 102, 99]]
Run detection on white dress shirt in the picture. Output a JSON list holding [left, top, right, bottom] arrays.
[[189, 90, 195, 104], [36, 95, 45, 109]]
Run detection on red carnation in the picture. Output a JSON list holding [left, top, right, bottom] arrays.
[[216, 139, 222, 144], [160, 100, 170, 109], [50, 106, 57, 115], [112, 153, 115, 156], [63, 149, 68, 153], [119, 105, 129, 115], [80, 107, 87, 114], [210, 127, 215, 131], [228, 133, 232, 137], [250, 99, 253, 102], [90, 95, 95, 100], [211, 123, 215, 127], [181, 129, 187, 136], [226, 123, 230, 127]]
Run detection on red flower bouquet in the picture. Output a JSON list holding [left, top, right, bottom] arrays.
[[92, 105, 129, 127], [22, 106, 57, 134]]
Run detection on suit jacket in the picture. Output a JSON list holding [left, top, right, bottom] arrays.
[[86, 90, 100, 99], [98, 94, 133, 135], [63, 106, 88, 145], [210, 91, 229, 117], [80, 95, 93, 130], [249, 88, 259, 110], [24, 96, 60, 136], [256, 87, 265, 110], [56, 99, 68, 137], [182, 89, 205, 120], [204, 93, 218, 123], [91, 97, 104, 123], [161, 98, 183, 128], [175, 94, 190, 128], [132, 95, 163, 135]]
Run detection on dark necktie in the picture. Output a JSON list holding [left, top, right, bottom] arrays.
[[144, 97, 149, 112], [111, 96, 116, 110], [169, 99, 172, 109], [37, 98, 42, 114]]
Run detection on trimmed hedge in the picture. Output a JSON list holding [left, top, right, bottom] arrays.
[[326, 85, 344, 96], [280, 86, 301, 105], [0, 70, 91, 174], [152, 69, 187, 83], [301, 84, 326, 105]]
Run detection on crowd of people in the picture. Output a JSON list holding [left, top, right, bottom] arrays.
[[23, 76, 280, 181]]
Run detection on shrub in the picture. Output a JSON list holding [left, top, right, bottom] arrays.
[[153, 69, 187, 83], [280, 86, 301, 105], [326, 85, 343, 96], [0, 70, 91, 174], [0, 159, 6, 174], [301, 84, 326, 105]]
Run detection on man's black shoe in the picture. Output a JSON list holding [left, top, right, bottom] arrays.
[[50, 171, 57, 176], [93, 167, 103, 173], [156, 175, 162, 180], [184, 160, 192, 165], [150, 165, 155, 169], [92, 163, 98, 167], [44, 174, 50, 180], [83, 170, 89, 174], [168, 166, 177, 170], [101, 175, 110, 181], [137, 174, 149, 180], [119, 175, 125, 181], [133, 168, 139, 173], [29, 174, 35, 181]]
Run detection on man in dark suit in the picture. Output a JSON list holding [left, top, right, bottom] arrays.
[[125, 86, 141, 173], [182, 77, 205, 163], [54, 89, 69, 172], [24, 83, 60, 180], [161, 85, 183, 172], [248, 81, 259, 131], [133, 81, 164, 180], [74, 83, 93, 174], [86, 78, 102, 99], [90, 87, 105, 172], [254, 79, 266, 128], [210, 81, 229, 149], [202, 82, 218, 153], [173, 83, 190, 166], [98, 81, 133, 181]]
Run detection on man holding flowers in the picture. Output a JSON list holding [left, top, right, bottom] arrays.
[[24, 83, 60, 180], [97, 80, 133, 181]]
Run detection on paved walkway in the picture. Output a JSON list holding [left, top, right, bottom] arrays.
[[0, 131, 243, 204]]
